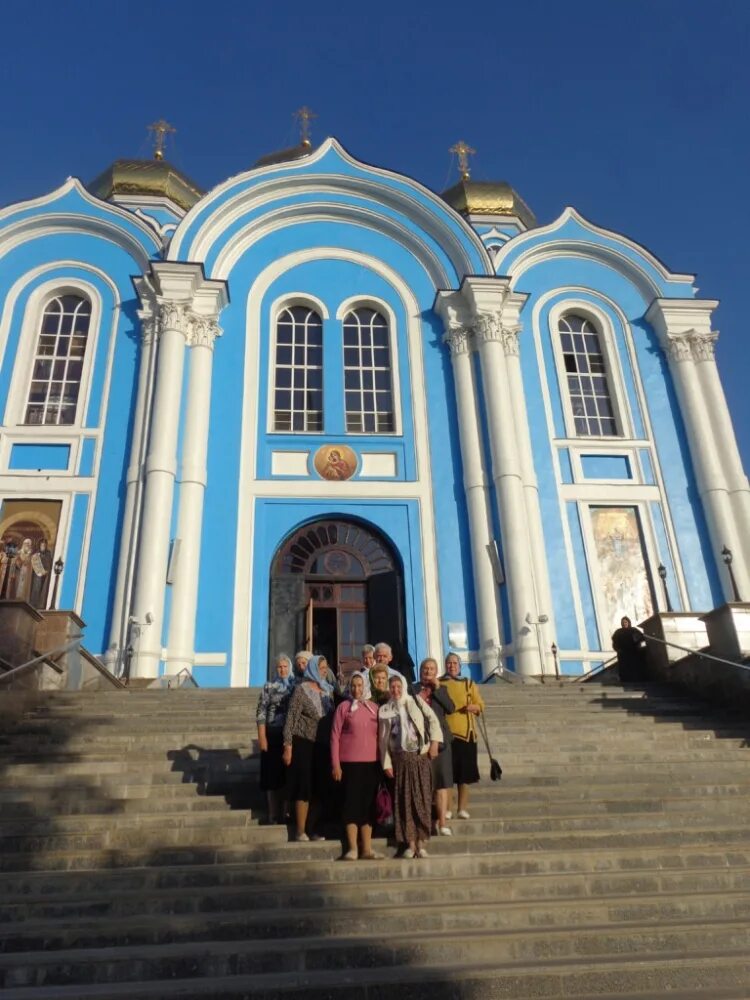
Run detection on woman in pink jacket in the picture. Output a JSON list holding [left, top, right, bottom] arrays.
[[330, 673, 383, 861]]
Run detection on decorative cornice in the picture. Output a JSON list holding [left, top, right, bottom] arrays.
[[442, 326, 472, 357]]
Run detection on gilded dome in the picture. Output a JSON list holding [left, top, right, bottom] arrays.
[[442, 179, 535, 228], [88, 159, 204, 212]]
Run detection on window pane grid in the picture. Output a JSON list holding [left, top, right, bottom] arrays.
[[343, 308, 394, 433], [273, 307, 323, 432], [559, 315, 617, 437], [25, 296, 91, 425]]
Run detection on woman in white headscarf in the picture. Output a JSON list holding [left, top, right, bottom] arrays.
[[378, 674, 441, 859]]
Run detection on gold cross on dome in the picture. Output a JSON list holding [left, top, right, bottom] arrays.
[[294, 106, 317, 148], [147, 118, 176, 161], [449, 139, 476, 180]]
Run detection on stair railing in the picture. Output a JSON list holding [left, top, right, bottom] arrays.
[[643, 632, 750, 672], [0, 638, 81, 689], [572, 655, 618, 683]]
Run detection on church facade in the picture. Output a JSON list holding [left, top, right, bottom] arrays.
[[1, 136, 748, 686]]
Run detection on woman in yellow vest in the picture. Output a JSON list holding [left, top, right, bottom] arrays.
[[442, 653, 485, 819]]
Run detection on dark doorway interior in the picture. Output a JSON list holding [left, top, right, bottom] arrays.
[[269, 519, 411, 681], [312, 607, 338, 669]]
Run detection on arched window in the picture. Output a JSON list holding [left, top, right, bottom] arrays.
[[272, 306, 323, 432], [25, 294, 91, 425], [342, 308, 394, 433], [559, 313, 617, 436]]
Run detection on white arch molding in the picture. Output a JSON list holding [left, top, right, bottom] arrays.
[[230, 247, 444, 686]]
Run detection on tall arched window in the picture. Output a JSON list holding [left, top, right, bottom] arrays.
[[559, 314, 617, 436], [272, 306, 323, 432], [343, 308, 394, 433], [25, 294, 91, 425]]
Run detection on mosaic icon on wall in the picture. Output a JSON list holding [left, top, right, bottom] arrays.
[[313, 445, 357, 481], [0, 498, 62, 609], [590, 505, 654, 633]]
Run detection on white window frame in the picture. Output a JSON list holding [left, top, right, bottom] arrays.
[[549, 300, 633, 440], [5, 279, 103, 433], [335, 295, 401, 435], [267, 294, 328, 435]]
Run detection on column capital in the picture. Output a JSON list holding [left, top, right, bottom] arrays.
[[665, 334, 694, 363], [158, 300, 193, 336], [690, 330, 718, 362], [442, 325, 473, 356], [473, 311, 504, 344], [645, 297, 719, 344], [188, 316, 222, 349]]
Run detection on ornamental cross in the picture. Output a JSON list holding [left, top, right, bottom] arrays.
[[449, 139, 476, 180], [294, 106, 317, 147], [147, 118, 176, 161]]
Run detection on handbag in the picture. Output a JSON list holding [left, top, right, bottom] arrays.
[[375, 781, 394, 827], [477, 711, 502, 781]]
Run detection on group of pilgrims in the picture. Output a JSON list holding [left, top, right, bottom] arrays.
[[255, 642, 485, 860]]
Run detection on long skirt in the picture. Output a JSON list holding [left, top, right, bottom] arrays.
[[340, 761, 380, 826], [259, 727, 286, 792], [451, 737, 480, 785], [286, 736, 329, 802], [392, 750, 432, 844], [431, 744, 453, 791]]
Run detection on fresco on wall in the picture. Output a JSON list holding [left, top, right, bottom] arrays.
[[0, 498, 62, 609], [590, 506, 654, 632]]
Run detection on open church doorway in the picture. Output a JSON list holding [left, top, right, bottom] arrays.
[[268, 518, 412, 681]]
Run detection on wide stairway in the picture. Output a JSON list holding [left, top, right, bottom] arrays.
[[1, 683, 750, 999]]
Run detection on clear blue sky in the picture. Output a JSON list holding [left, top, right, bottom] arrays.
[[2, 0, 748, 469]]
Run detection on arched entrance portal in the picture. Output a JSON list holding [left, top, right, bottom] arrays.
[[269, 518, 411, 680]]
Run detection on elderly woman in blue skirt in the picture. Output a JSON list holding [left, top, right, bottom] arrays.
[[255, 653, 295, 823]]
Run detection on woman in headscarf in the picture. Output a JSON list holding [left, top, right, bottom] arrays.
[[411, 657, 456, 836], [368, 664, 391, 706], [378, 674, 441, 859], [255, 654, 295, 823], [293, 649, 313, 681], [612, 617, 646, 682], [330, 672, 383, 860], [442, 653, 485, 821], [282, 654, 335, 841]]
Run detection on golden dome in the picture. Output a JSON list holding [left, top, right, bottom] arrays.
[[88, 158, 204, 212], [442, 179, 535, 228]]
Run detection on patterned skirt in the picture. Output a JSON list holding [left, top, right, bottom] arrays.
[[392, 750, 433, 844]]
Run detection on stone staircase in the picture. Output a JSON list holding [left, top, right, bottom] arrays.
[[1, 683, 750, 998]]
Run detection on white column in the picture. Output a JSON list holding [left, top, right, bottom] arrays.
[[664, 335, 750, 600], [474, 311, 541, 676], [107, 307, 158, 670], [692, 334, 750, 554], [166, 315, 222, 673], [129, 299, 191, 678], [501, 324, 556, 671], [442, 323, 503, 677]]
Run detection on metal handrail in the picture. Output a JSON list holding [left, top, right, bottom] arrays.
[[573, 655, 618, 683], [167, 667, 198, 689], [644, 632, 750, 673], [0, 638, 81, 687]]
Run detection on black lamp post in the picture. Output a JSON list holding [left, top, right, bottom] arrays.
[[551, 642, 560, 681], [657, 562, 673, 612], [49, 557, 64, 610], [721, 546, 741, 602]]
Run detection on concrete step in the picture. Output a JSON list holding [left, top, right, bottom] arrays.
[[4, 864, 750, 925], [4, 888, 750, 953], [3, 918, 750, 989], [4, 961, 750, 1000]]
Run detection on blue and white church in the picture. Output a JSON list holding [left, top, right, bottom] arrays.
[[1, 127, 748, 686]]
